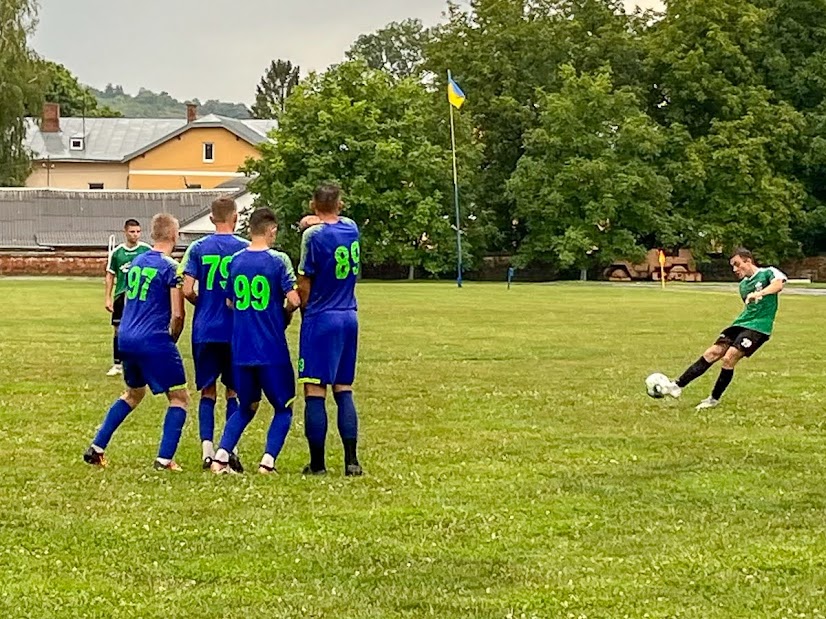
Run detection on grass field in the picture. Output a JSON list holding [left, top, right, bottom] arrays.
[[1, 279, 825, 618]]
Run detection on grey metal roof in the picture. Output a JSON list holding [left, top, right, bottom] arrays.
[[0, 188, 234, 249], [25, 118, 186, 162], [24, 115, 278, 163]]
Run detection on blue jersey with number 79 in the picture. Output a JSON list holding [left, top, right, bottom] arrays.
[[298, 218, 360, 317], [227, 248, 297, 366], [179, 233, 249, 344], [119, 250, 182, 353]]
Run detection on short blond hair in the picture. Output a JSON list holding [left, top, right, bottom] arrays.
[[151, 213, 179, 242], [211, 197, 237, 223]]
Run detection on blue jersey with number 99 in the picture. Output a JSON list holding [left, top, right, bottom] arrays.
[[298, 218, 360, 318], [119, 250, 182, 353], [227, 248, 297, 366]]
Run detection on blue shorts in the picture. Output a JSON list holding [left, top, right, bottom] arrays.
[[193, 342, 234, 391], [122, 343, 187, 395], [233, 363, 296, 410], [298, 310, 358, 386]]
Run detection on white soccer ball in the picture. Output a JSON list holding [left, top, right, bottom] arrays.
[[645, 372, 670, 399]]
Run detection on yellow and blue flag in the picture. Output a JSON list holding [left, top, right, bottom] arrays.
[[448, 77, 466, 109]]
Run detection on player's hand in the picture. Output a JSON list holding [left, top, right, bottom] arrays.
[[745, 292, 761, 304], [299, 215, 322, 232], [105, 298, 114, 313]]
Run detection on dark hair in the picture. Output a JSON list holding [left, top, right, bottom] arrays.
[[731, 247, 755, 262], [211, 197, 237, 223], [248, 208, 278, 236], [312, 182, 342, 214], [124, 219, 140, 229]]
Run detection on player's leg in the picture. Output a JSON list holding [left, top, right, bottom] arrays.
[[218, 343, 243, 472], [258, 364, 296, 474], [666, 335, 730, 397], [299, 315, 339, 475], [302, 383, 329, 474], [141, 345, 189, 471], [155, 387, 190, 471], [84, 384, 146, 467], [697, 329, 766, 409], [193, 343, 220, 466], [333, 311, 362, 477], [220, 342, 240, 422], [212, 366, 259, 474], [107, 296, 124, 376]]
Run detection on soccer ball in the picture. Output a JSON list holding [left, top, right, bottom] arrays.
[[645, 372, 670, 399]]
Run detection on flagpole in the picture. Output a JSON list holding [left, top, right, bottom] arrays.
[[448, 70, 463, 288]]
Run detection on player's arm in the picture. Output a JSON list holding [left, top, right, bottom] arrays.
[[296, 228, 315, 312], [169, 286, 185, 343], [104, 271, 115, 313], [182, 274, 198, 305], [178, 243, 198, 306], [297, 275, 311, 311], [745, 271, 787, 304]]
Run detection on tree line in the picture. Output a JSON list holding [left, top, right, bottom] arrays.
[[250, 0, 826, 276], [5, 0, 826, 278]]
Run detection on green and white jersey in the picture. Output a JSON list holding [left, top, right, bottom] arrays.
[[107, 242, 152, 297], [730, 266, 787, 335]]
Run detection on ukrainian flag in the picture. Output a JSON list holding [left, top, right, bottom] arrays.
[[448, 77, 466, 109]]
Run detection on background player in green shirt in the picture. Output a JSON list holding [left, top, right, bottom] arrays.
[[663, 248, 787, 409], [105, 219, 151, 376]]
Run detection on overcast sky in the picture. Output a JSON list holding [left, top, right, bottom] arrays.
[[32, 0, 662, 105]]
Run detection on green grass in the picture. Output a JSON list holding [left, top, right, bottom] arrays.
[[1, 279, 825, 618]]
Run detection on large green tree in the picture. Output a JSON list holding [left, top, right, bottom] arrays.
[[646, 0, 808, 261], [425, 0, 649, 252], [346, 19, 430, 79], [251, 59, 300, 118], [0, 0, 42, 186], [246, 60, 481, 277], [508, 66, 672, 272]]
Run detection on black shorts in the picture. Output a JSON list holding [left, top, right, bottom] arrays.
[[715, 326, 769, 357], [111, 294, 125, 326]]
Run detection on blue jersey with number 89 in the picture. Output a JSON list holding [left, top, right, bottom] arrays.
[[179, 234, 249, 344], [227, 248, 297, 366], [298, 218, 360, 318], [119, 250, 182, 353]]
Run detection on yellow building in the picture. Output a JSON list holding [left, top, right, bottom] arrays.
[[25, 103, 276, 190]]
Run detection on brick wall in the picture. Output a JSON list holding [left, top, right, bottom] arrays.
[[780, 256, 826, 281], [0, 251, 108, 276]]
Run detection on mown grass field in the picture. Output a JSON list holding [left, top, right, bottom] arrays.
[[1, 279, 825, 618]]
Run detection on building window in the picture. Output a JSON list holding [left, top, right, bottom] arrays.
[[203, 142, 214, 162], [89, 182, 104, 190], [70, 137, 85, 150]]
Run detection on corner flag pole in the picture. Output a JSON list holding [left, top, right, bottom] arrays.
[[659, 249, 666, 289], [448, 70, 463, 288]]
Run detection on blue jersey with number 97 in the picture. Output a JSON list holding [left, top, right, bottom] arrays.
[[298, 218, 360, 317], [179, 234, 249, 344], [119, 250, 182, 353], [226, 248, 297, 366]]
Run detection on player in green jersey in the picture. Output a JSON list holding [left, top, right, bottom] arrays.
[[105, 219, 152, 376], [663, 248, 787, 409]]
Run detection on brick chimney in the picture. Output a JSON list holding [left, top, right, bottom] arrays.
[[42, 102, 61, 133], [186, 102, 197, 123]]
